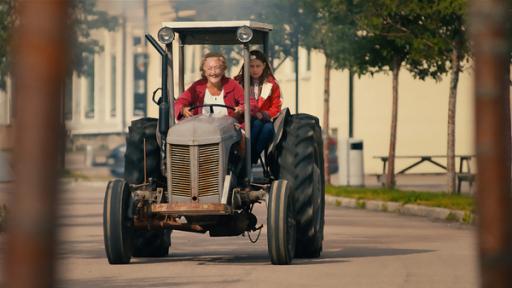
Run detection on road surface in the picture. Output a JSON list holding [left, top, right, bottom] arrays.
[[1, 181, 479, 287]]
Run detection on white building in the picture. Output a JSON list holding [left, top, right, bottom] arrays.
[[0, 1, 482, 177]]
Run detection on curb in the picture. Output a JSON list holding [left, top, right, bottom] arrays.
[[326, 195, 475, 224]]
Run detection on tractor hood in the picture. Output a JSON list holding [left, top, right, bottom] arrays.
[[167, 115, 240, 145]]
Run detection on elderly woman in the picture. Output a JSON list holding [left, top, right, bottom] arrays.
[[175, 52, 256, 122]]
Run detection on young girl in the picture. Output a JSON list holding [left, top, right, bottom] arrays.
[[236, 50, 282, 163]]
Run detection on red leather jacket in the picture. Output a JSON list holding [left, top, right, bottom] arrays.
[[235, 75, 282, 119], [174, 76, 257, 122], [255, 75, 282, 119]]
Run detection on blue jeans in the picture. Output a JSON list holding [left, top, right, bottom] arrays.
[[251, 118, 275, 164]]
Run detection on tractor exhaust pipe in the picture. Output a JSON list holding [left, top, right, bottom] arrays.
[[146, 33, 175, 175]]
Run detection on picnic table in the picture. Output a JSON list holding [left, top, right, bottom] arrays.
[[373, 154, 475, 193]]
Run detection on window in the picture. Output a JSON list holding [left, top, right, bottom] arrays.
[[85, 55, 95, 119], [306, 50, 311, 72], [133, 52, 147, 117], [111, 55, 117, 117]]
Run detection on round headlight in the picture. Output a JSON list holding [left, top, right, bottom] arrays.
[[236, 26, 253, 43], [158, 27, 174, 44]]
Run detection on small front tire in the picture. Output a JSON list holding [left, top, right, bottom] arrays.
[[103, 179, 134, 264], [267, 180, 296, 265]]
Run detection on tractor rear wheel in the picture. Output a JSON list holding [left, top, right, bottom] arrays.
[[132, 229, 171, 257], [103, 179, 133, 264], [124, 118, 163, 185], [274, 114, 325, 258], [125, 118, 170, 257], [267, 180, 296, 265]]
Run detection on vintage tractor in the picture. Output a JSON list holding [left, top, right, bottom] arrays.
[[103, 21, 325, 265]]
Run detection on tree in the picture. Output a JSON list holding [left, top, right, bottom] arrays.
[[0, 0, 118, 90], [431, 1, 470, 194], [298, 0, 354, 184], [0, 0, 16, 90], [68, 0, 118, 76], [339, 0, 450, 188]]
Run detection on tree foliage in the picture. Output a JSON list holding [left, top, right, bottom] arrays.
[[0, 0, 16, 90], [174, 0, 312, 69], [68, 0, 119, 76], [0, 0, 118, 90]]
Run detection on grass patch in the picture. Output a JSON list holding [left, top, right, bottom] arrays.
[[445, 212, 458, 222], [62, 169, 90, 181], [326, 185, 474, 213]]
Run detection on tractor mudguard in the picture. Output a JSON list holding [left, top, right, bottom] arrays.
[[267, 108, 291, 155]]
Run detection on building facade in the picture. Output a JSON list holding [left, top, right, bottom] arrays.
[[0, 2, 481, 176]]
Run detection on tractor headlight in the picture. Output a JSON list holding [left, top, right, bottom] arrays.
[[158, 27, 174, 44], [236, 26, 253, 43]]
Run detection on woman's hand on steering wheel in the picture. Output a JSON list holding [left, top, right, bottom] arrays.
[[182, 106, 194, 118], [188, 104, 236, 115]]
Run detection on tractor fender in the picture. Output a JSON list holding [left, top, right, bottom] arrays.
[[267, 108, 291, 155]]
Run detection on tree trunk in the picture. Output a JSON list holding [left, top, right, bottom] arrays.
[[447, 40, 461, 194], [385, 57, 401, 189], [505, 60, 511, 191], [323, 58, 331, 184]]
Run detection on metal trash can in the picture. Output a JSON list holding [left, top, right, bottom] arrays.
[[0, 151, 13, 182], [85, 145, 94, 167], [339, 138, 365, 186]]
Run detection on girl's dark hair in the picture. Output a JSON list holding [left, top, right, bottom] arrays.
[[236, 50, 274, 86]]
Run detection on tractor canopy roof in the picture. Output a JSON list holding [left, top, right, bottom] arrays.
[[161, 20, 273, 45]]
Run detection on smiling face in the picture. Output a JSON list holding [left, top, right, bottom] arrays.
[[202, 57, 226, 86], [249, 58, 266, 80]]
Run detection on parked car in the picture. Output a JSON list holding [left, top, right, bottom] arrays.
[[327, 136, 339, 175], [106, 144, 125, 178]]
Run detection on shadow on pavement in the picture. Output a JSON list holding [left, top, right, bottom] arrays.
[[323, 246, 434, 259]]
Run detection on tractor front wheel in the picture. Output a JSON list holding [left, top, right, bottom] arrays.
[[103, 179, 133, 264], [267, 180, 296, 265]]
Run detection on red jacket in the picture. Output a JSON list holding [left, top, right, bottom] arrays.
[[235, 75, 282, 119], [255, 75, 282, 119], [174, 76, 257, 122]]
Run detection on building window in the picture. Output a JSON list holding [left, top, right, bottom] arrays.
[[190, 47, 196, 74], [306, 50, 311, 72], [133, 52, 147, 117], [85, 56, 95, 119], [111, 55, 116, 117], [64, 76, 73, 120]]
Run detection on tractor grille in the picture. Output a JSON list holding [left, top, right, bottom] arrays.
[[169, 145, 192, 197], [168, 143, 221, 199], [198, 144, 220, 197]]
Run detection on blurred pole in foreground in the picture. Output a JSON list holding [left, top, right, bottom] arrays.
[[470, 0, 512, 287], [5, 1, 69, 288]]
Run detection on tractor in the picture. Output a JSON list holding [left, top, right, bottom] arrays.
[[103, 21, 325, 265]]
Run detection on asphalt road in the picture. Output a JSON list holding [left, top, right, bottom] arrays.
[[3, 181, 479, 287]]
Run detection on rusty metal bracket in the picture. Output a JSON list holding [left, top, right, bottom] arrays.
[[151, 203, 233, 216]]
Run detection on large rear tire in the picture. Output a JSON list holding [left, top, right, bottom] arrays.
[[124, 118, 163, 185], [132, 229, 171, 257], [274, 114, 325, 258], [267, 180, 296, 265], [103, 179, 133, 264], [124, 118, 170, 257]]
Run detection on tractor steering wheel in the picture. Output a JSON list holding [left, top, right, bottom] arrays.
[[189, 104, 236, 114]]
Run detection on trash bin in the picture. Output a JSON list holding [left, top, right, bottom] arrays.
[[339, 138, 365, 186], [85, 145, 94, 167], [0, 151, 13, 182]]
